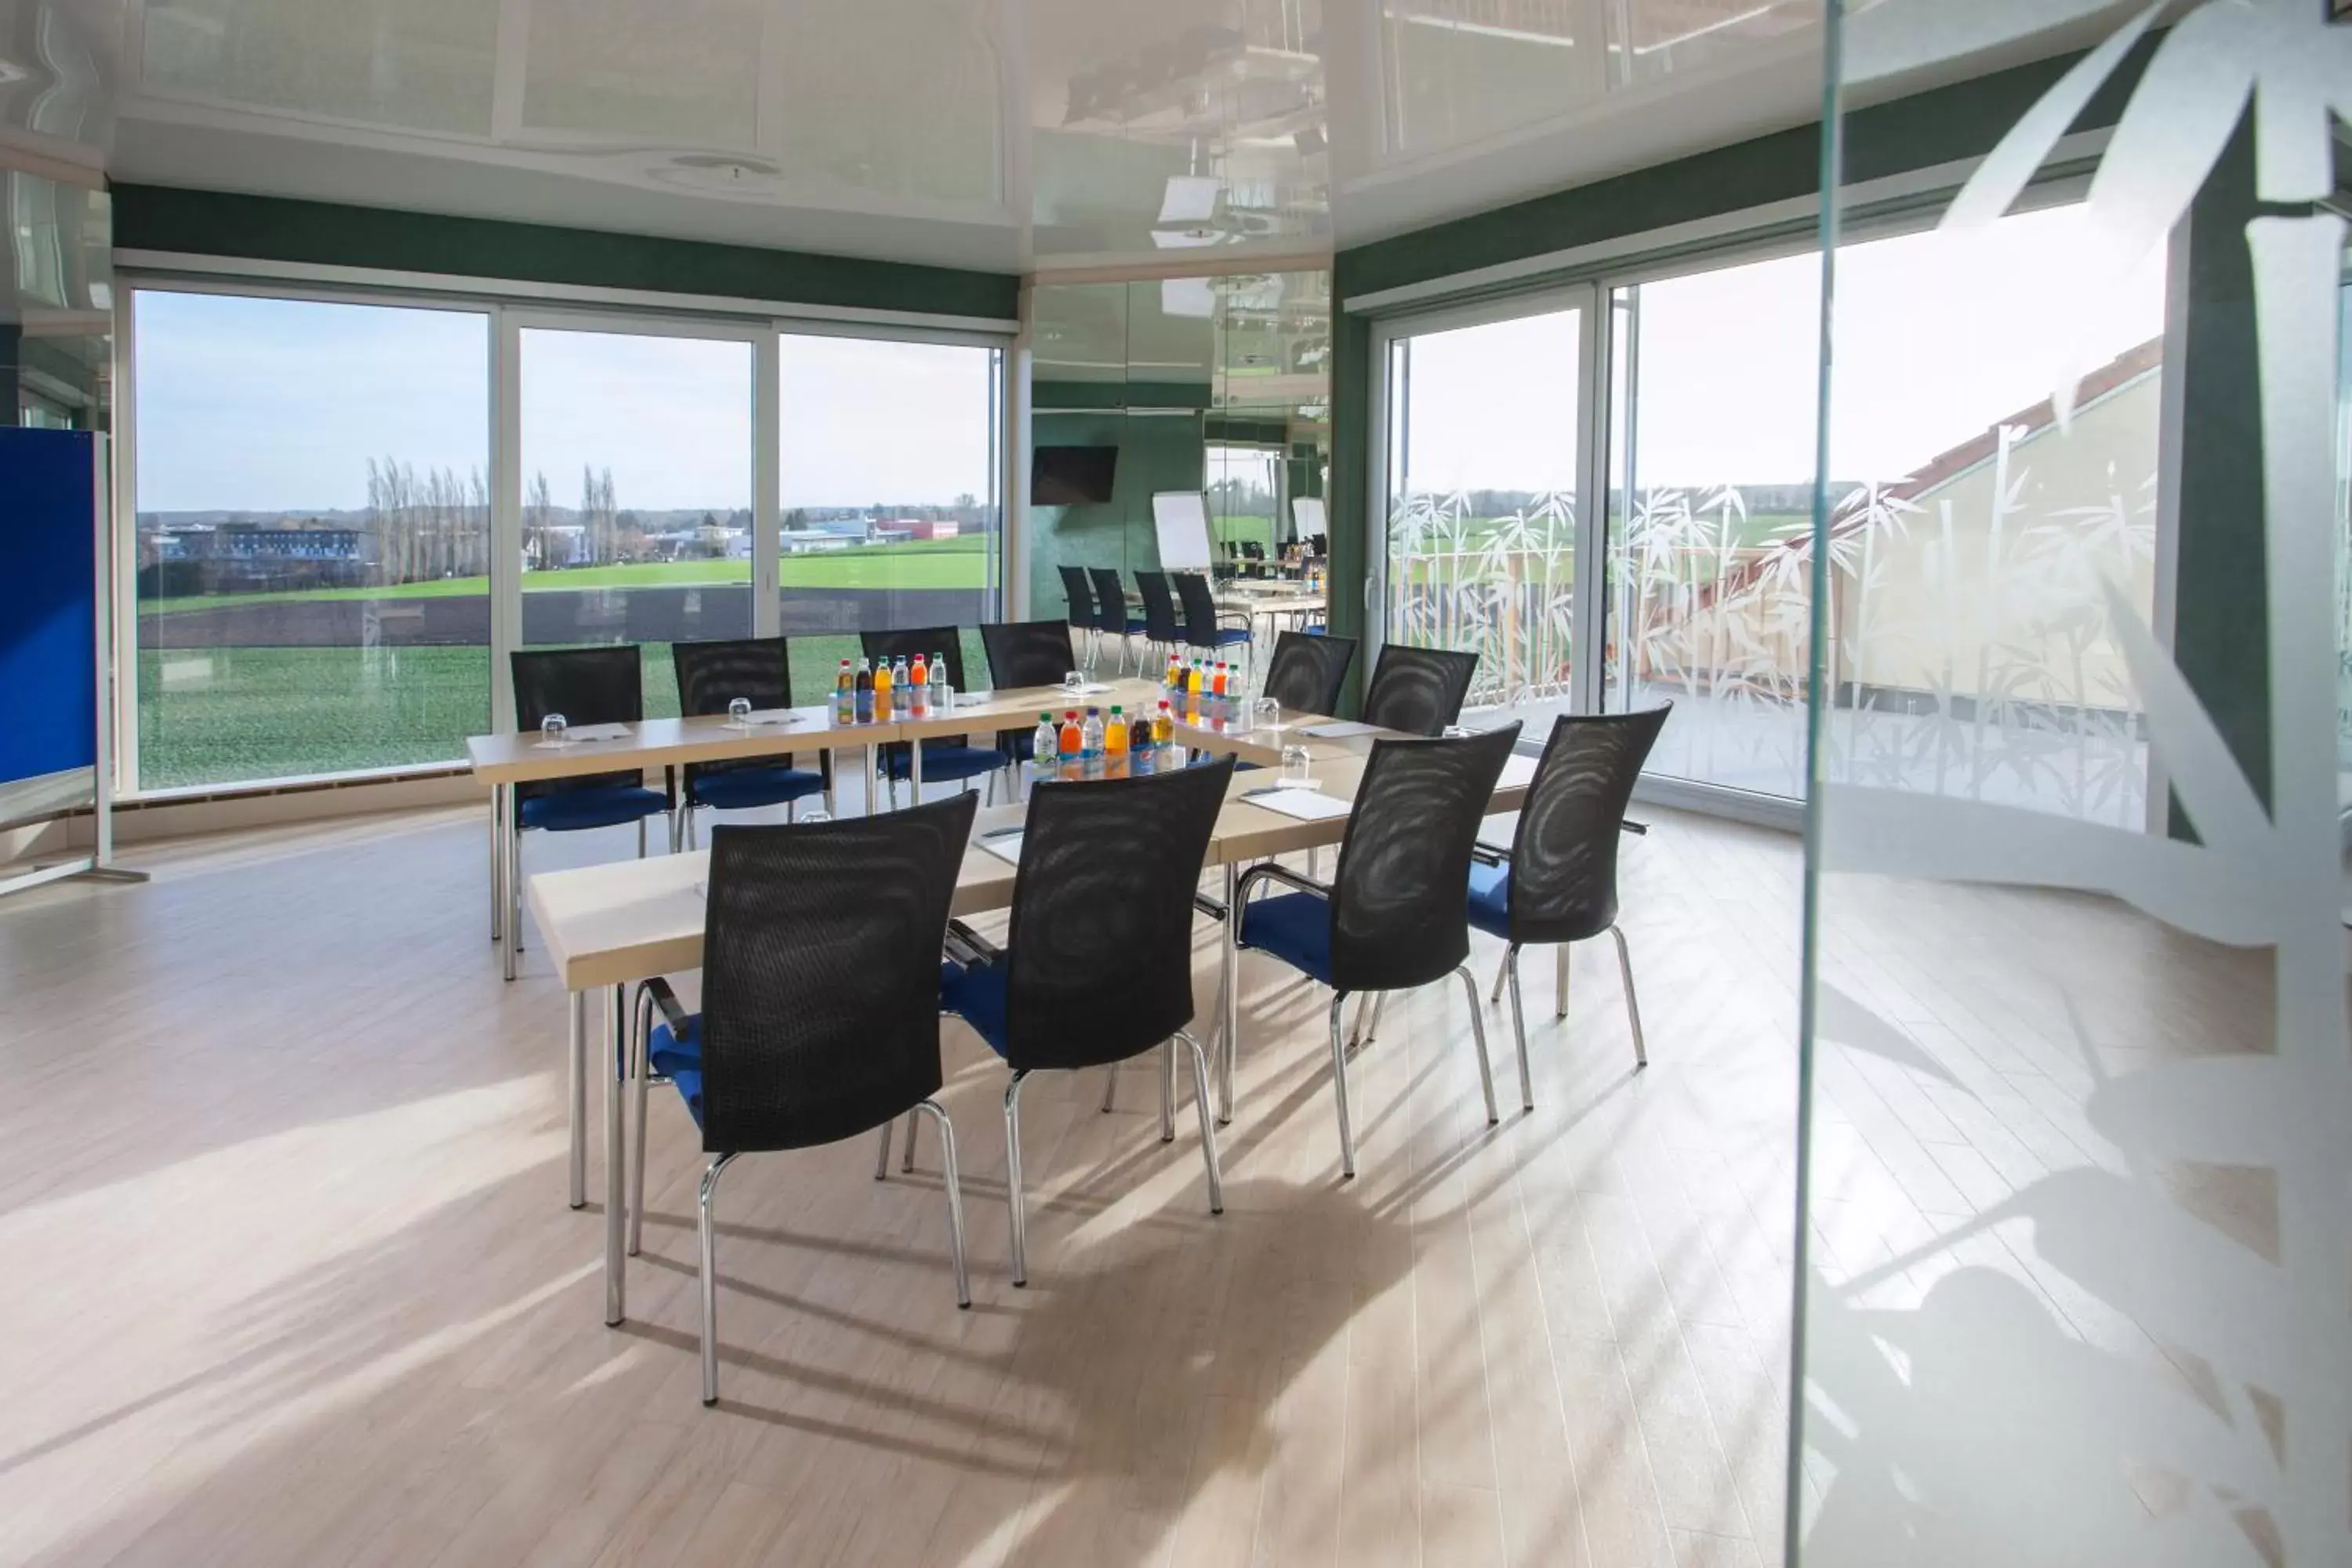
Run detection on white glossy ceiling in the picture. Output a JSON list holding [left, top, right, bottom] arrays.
[[0, 0, 2130, 275]]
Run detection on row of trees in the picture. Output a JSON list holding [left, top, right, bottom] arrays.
[[365, 458, 488, 584]]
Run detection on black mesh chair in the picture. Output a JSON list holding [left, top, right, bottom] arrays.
[[1262, 630, 1357, 718], [1470, 708, 1669, 1094], [1057, 564, 1097, 664], [506, 646, 673, 951], [979, 619, 1080, 691], [936, 758, 1233, 1283], [861, 628, 1007, 806], [1360, 644, 1481, 735], [630, 792, 979, 1405], [1173, 572, 1254, 674], [1134, 570, 1184, 670], [670, 637, 831, 847], [1234, 724, 1523, 1177], [1088, 566, 1144, 673]]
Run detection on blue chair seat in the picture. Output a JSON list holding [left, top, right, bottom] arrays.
[[938, 959, 1011, 1057], [1467, 861, 1512, 941], [1123, 617, 1149, 634], [1194, 628, 1253, 650], [882, 742, 1004, 784], [648, 1014, 705, 1128], [688, 764, 826, 812], [1236, 891, 1334, 985], [518, 783, 670, 833]]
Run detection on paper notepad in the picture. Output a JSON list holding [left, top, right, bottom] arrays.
[[1245, 788, 1352, 822], [535, 720, 632, 748], [1300, 720, 1379, 739], [978, 832, 1025, 864], [739, 708, 804, 727]]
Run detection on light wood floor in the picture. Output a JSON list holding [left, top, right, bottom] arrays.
[[0, 800, 1806, 1568]]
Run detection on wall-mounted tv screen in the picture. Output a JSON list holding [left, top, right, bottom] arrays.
[[1032, 445, 1119, 504]]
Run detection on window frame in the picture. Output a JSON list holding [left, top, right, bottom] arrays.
[[114, 272, 1016, 800]]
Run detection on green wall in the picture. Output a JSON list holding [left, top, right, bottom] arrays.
[[1028, 410, 1206, 619], [111, 183, 1021, 321]]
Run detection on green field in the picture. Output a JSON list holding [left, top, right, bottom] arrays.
[[136, 628, 996, 790], [143, 535, 991, 615]]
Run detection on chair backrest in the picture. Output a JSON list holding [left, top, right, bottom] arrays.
[[671, 635, 807, 782], [980, 619, 1079, 690], [1262, 631, 1356, 717], [860, 626, 971, 749], [1087, 568, 1129, 634], [1002, 757, 1234, 1069], [509, 645, 646, 797], [1134, 569, 1182, 645], [698, 792, 978, 1152], [1057, 564, 1094, 630], [1360, 644, 1480, 735], [1506, 708, 1670, 945], [1171, 572, 1222, 646], [1327, 724, 1520, 994]]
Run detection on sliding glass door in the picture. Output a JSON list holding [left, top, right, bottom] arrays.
[[517, 323, 758, 719], [1377, 290, 1595, 719]]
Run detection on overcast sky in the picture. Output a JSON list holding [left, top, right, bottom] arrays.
[[135, 300, 997, 513], [1400, 201, 2169, 494], [136, 202, 2162, 514]]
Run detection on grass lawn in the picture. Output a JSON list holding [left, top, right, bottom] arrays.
[[142, 535, 993, 615], [135, 627, 998, 790]]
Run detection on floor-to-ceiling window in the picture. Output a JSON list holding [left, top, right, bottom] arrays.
[[129, 290, 491, 789], [1380, 297, 1588, 714], [776, 333, 1000, 695], [125, 287, 1008, 792], [517, 324, 757, 718]]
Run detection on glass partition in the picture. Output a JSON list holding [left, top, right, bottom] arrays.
[[130, 291, 491, 788]]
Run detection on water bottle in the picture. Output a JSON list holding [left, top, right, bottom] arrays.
[[1080, 706, 1105, 777], [928, 651, 947, 713], [1030, 713, 1058, 789]]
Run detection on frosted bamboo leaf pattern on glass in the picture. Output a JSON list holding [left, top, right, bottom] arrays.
[[1798, 4, 2352, 1566], [1385, 485, 1577, 710]]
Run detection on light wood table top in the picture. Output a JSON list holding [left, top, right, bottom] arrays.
[[467, 706, 884, 786], [526, 746, 1537, 992]]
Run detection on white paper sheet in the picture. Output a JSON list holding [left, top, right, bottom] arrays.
[[978, 832, 1025, 864], [1245, 788, 1352, 822], [1300, 720, 1379, 739]]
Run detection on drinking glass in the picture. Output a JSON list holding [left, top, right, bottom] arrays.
[[726, 697, 753, 728], [800, 810, 832, 825], [1062, 670, 1086, 696], [1280, 746, 1313, 789], [540, 713, 569, 746], [1254, 697, 1282, 733]]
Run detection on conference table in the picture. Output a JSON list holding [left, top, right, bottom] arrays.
[[521, 708, 1536, 1327]]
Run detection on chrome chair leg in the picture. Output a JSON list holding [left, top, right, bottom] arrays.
[[699, 1152, 739, 1406], [1349, 990, 1388, 1052], [628, 987, 653, 1254], [901, 1106, 919, 1174], [1327, 992, 1356, 1179], [787, 799, 798, 823], [1101, 1065, 1118, 1114], [1159, 1039, 1176, 1144], [1004, 1070, 1033, 1287], [913, 1099, 972, 1308], [1178, 1030, 1224, 1214], [1555, 942, 1570, 1020], [1610, 924, 1647, 1068], [873, 1119, 894, 1181], [1454, 965, 1499, 1124], [1489, 949, 1510, 1007], [638, 816, 648, 858], [1502, 945, 1534, 1112]]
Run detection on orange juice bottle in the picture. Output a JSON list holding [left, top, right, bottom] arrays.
[[1058, 710, 1083, 776], [1105, 705, 1129, 765], [1212, 662, 1229, 698], [873, 656, 893, 720]]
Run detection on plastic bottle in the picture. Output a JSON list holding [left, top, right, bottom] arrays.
[[891, 656, 911, 718], [1153, 699, 1175, 749], [1058, 710, 1083, 779], [834, 659, 854, 724], [1105, 706, 1129, 776], [872, 655, 893, 721], [1165, 652, 1184, 692], [1031, 713, 1058, 788], [1212, 661, 1229, 699], [909, 652, 928, 715], [928, 651, 948, 712], [1080, 706, 1105, 777], [854, 658, 873, 723]]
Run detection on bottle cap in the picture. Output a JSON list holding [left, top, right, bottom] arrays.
[[1110, 705, 1123, 714]]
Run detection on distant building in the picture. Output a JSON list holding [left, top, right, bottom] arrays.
[[148, 521, 370, 593], [899, 519, 960, 541]]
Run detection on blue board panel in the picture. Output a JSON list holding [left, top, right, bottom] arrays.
[[0, 428, 97, 788]]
